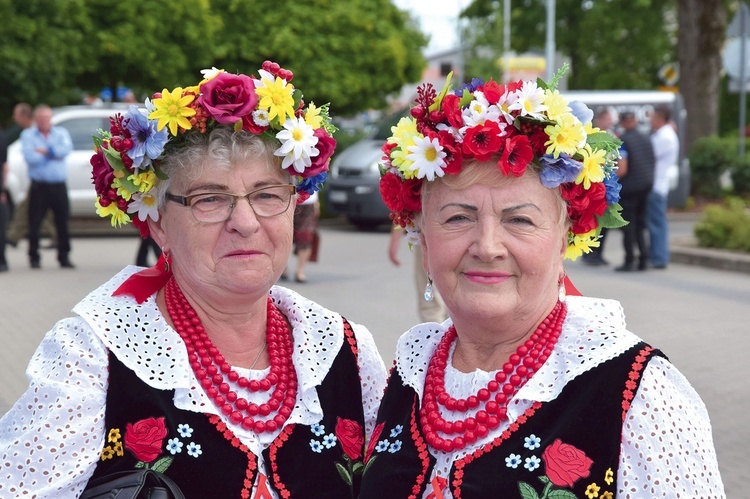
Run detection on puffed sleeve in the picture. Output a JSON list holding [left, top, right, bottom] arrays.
[[349, 321, 387, 437], [0, 317, 109, 497], [618, 356, 725, 498]]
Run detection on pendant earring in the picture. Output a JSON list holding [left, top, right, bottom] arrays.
[[558, 274, 566, 302], [162, 249, 171, 273], [424, 276, 434, 302]]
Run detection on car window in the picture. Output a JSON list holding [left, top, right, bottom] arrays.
[[58, 117, 110, 150]]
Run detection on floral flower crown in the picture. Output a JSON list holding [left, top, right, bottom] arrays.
[[379, 67, 626, 260], [90, 61, 337, 237]]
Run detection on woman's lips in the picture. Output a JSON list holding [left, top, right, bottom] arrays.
[[464, 271, 511, 284]]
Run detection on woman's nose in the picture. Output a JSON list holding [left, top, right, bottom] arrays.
[[225, 197, 261, 232], [469, 219, 508, 261]]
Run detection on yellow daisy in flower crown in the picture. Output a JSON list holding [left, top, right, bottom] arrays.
[[576, 144, 606, 189], [388, 117, 419, 176], [255, 71, 296, 125], [544, 113, 586, 158], [149, 88, 196, 136]]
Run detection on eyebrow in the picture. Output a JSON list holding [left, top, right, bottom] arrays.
[[185, 180, 282, 195], [439, 202, 541, 214]]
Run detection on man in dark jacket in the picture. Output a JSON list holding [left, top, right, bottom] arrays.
[[615, 112, 655, 271]]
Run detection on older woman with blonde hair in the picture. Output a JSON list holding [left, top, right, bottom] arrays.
[[360, 72, 724, 498], [0, 63, 386, 498]]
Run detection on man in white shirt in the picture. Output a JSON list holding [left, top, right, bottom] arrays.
[[648, 105, 679, 269]]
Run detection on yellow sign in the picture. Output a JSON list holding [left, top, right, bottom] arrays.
[[500, 56, 546, 83]]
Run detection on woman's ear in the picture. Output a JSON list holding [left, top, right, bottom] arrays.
[[147, 213, 167, 250]]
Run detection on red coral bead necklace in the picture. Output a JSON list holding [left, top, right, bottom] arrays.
[[420, 301, 567, 452], [165, 277, 298, 434]]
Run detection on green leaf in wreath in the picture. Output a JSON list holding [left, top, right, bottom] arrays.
[[335, 462, 353, 486], [151, 456, 174, 473], [518, 481, 541, 499]]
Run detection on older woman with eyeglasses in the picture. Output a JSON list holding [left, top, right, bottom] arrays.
[[0, 64, 386, 498]]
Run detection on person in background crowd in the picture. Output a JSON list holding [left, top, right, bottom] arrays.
[[0, 129, 7, 271], [0, 63, 386, 497], [581, 107, 616, 267], [648, 104, 679, 269], [20, 104, 74, 269], [4, 102, 58, 249], [388, 225, 448, 323], [284, 190, 320, 283], [361, 72, 723, 498], [614, 111, 654, 272]]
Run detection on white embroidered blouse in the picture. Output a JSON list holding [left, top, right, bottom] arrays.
[[0, 267, 387, 497], [395, 296, 725, 499]]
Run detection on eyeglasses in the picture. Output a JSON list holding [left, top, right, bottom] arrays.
[[165, 184, 296, 223]]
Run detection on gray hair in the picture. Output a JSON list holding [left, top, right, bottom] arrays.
[[152, 126, 289, 207]]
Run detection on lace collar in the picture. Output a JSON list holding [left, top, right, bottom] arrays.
[[395, 296, 641, 414]]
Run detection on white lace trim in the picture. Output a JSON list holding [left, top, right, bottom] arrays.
[[0, 266, 386, 497], [395, 296, 725, 498]]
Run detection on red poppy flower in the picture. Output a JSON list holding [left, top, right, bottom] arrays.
[[437, 130, 463, 175], [462, 121, 503, 161], [482, 80, 502, 104], [498, 135, 533, 177], [402, 178, 423, 212], [441, 94, 463, 129], [380, 172, 406, 213]]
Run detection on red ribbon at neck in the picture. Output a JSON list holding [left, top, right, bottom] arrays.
[[112, 253, 172, 304], [564, 275, 582, 296]]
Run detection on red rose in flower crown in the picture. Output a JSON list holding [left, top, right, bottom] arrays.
[[541, 438, 593, 488], [198, 72, 258, 125], [89, 61, 337, 237], [123, 416, 169, 463], [377, 67, 627, 260], [335, 417, 365, 461]]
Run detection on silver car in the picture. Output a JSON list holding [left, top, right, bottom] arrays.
[[326, 111, 407, 229], [5, 105, 134, 217]]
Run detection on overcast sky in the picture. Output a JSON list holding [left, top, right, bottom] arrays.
[[393, 0, 465, 54]]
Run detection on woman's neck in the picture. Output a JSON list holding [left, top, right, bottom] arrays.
[[157, 285, 270, 369], [450, 301, 559, 373]]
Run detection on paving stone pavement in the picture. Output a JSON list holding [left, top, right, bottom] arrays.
[[0, 214, 747, 497]]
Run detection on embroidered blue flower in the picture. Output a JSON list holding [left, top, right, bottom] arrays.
[[375, 439, 390, 452], [388, 440, 402, 453], [505, 453, 522, 469], [186, 442, 202, 458], [524, 455, 541, 471], [524, 434, 541, 450], [322, 433, 337, 449], [390, 425, 403, 438], [177, 424, 193, 438], [166, 438, 183, 455], [310, 439, 324, 453], [311, 423, 326, 436]]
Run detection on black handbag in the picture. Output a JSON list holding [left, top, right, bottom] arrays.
[[80, 469, 185, 499]]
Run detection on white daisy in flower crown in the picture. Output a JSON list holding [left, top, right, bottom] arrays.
[[90, 61, 337, 238], [378, 66, 626, 261]]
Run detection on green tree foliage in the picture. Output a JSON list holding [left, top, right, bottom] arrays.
[[209, 0, 428, 115], [460, 0, 677, 89], [0, 0, 90, 120], [75, 0, 221, 100]]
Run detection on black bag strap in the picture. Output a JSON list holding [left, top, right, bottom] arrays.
[[80, 469, 185, 499]]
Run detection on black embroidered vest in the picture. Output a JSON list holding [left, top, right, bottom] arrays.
[[88, 319, 366, 498], [360, 342, 662, 499]]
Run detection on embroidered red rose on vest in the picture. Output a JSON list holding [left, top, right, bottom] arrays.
[[124, 416, 169, 463], [336, 418, 364, 460], [541, 438, 593, 488]]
